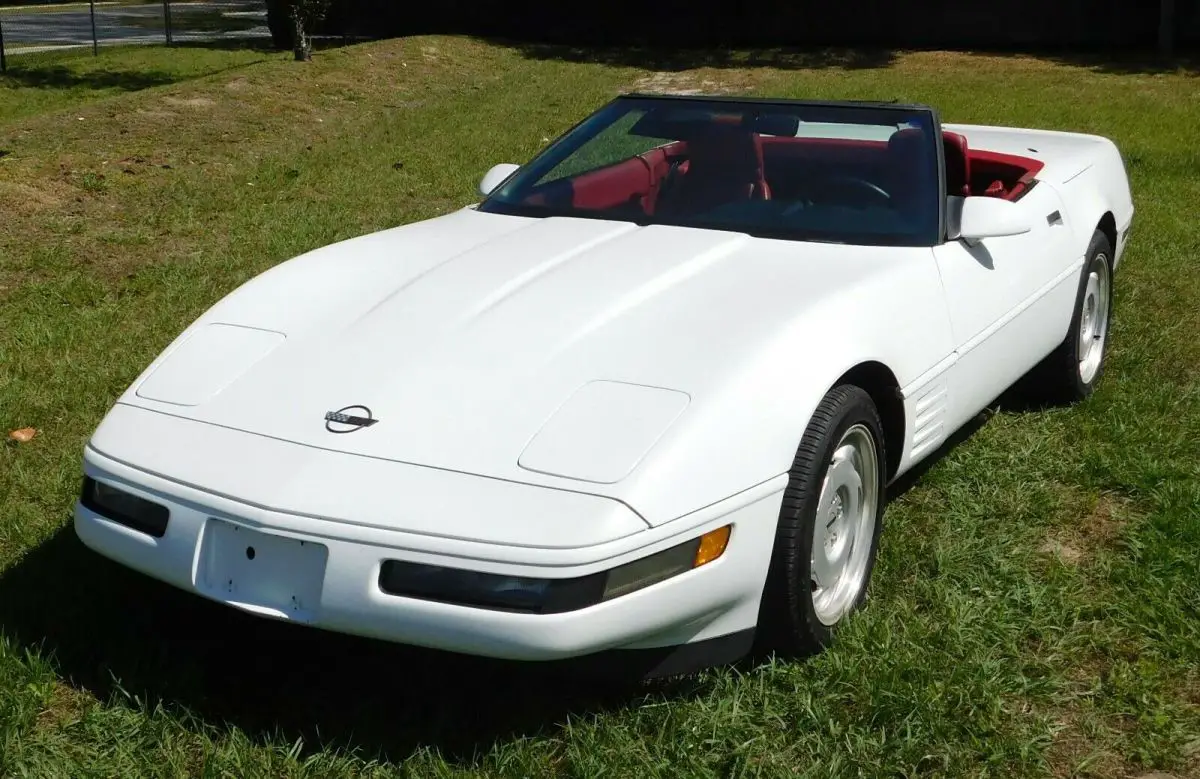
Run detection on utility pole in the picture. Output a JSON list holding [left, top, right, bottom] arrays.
[[163, 0, 173, 45], [89, 0, 99, 56], [0, 12, 7, 73]]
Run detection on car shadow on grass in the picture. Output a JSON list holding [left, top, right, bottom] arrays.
[[0, 525, 700, 763]]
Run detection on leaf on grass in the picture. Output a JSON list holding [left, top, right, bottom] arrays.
[[8, 427, 38, 443]]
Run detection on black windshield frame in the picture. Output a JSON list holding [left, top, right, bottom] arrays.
[[478, 94, 948, 248]]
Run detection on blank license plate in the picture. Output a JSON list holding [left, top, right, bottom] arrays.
[[198, 519, 328, 622]]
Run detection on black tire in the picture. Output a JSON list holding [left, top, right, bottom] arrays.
[[1029, 230, 1115, 405], [756, 385, 887, 656]]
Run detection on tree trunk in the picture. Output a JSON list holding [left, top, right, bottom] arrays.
[[1159, 0, 1176, 59], [292, 12, 311, 61]]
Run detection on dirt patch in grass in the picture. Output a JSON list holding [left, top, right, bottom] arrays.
[[1041, 492, 1131, 566], [134, 107, 180, 121], [1081, 493, 1127, 544], [0, 179, 69, 215], [1042, 537, 1086, 565], [1044, 654, 1130, 778], [163, 96, 217, 109], [632, 71, 741, 95], [1046, 708, 1129, 778], [1045, 657, 1200, 778]]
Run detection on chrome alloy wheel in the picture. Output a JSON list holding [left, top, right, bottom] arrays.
[[1077, 255, 1112, 385], [810, 424, 879, 626]]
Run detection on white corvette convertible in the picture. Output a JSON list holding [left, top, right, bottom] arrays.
[[76, 95, 1133, 676]]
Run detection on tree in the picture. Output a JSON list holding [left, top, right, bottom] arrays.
[[282, 0, 333, 61]]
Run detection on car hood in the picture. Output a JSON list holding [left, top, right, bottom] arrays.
[[120, 208, 921, 516]]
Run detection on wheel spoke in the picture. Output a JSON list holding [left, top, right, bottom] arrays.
[[825, 456, 862, 501], [811, 543, 834, 590]]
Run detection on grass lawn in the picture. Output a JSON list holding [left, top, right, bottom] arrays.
[[1, 38, 1199, 778], [0, 44, 279, 125]]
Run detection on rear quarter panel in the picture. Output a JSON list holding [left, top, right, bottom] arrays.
[[946, 123, 1135, 265], [1048, 142, 1135, 268]]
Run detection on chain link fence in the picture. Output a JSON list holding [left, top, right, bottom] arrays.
[[0, 0, 270, 69]]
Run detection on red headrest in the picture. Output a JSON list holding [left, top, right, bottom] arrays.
[[685, 124, 765, 183], [942, 131, 971, 197]]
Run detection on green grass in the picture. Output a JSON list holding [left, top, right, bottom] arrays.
[[0, 44, 279, 126], [1, 39, 1199, 778]]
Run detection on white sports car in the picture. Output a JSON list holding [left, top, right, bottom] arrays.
[[76, 95, 1134, 676]]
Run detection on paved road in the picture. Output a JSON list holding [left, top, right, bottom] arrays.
[[0, 1, 269, 54]]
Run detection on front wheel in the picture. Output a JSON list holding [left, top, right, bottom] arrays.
[[756, 385, 886, 656]]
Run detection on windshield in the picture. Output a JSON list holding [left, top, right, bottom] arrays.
[[479, 97, 943, 247]]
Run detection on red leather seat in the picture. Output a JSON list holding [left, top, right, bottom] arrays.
[[636, 147, 674, 215], [657, 125, 770, 214], [943, 131, 971, 197]]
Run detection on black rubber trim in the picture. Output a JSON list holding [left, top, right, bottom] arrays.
[[379, 536, 705, 615], [551, 628, 757, 680], [80, 476, 170, 539], [378, 560, 606, 614]]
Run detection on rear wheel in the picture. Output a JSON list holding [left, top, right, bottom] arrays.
[[1030, 230, 1114, 404], [756, 385, 886, 656]]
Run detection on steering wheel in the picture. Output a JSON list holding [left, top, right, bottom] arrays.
[[781, 174, 892, 218], [815, 174, 892, 205]]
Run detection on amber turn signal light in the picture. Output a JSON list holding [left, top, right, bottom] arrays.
[[693, 525, 731, 568]]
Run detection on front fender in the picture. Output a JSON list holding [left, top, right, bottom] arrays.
[[614, 261, 953, 527]]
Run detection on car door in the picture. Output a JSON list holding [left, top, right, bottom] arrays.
[[933, 182, 1080, 431]]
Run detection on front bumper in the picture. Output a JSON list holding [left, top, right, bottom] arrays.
[[76, 429, 784, 664]]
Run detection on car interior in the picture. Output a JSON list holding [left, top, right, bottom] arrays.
[[519, 120, 1046, 223]]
